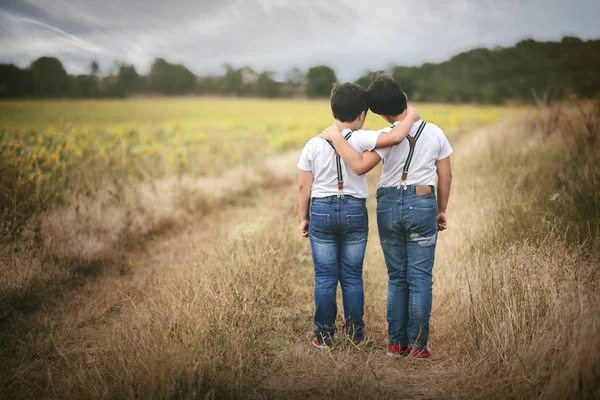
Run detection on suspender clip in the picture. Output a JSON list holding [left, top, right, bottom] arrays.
[[408, 136, 417, 149]]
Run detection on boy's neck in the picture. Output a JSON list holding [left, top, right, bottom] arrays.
[[333, 119, 359, 131], [388, 110, 408, 124]]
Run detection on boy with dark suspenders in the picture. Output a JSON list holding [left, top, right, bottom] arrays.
[[320, 75, 453, 357], [297, 82, 420, 348]]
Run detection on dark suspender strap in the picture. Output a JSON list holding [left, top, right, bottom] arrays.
[[325, 139, 343, 186], [325, 131, 353, 195], [401, 121, 426, 183]]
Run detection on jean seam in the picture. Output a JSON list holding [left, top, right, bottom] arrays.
[[342, 236, 368, 244], [308, 235, 335, 244]]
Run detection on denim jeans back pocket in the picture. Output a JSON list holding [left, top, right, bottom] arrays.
[[346, 212, 367, 228], [309, 211, 332, 241], [376, 208, 393, 231], [310, 212, 330, 229], [345, 212, 368, 242]]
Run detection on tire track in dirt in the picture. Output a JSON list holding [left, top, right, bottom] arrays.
[[0, 153, 300, 398]]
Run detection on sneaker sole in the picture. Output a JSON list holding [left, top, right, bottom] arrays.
[[409, 353, 432, 359], [408, 348, 433, 358], [312, 340, 329, 350]]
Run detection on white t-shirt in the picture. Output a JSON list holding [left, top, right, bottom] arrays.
[[298, 128, 381, 198], [374, 120, 453, 188]]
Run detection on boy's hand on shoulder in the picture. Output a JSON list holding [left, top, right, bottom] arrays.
[[300, 219, 310, 237], [407, 106, 420, 122], [320, 124, 342, 141]]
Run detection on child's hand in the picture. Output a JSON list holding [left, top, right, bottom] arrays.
[[300, 219, 310, 237], [438, 212, 448, 231], [407, 106, 420, 122], [320, 124, 342, 141]]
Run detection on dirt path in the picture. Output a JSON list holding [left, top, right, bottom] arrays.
[[2, 126, 496, 399]]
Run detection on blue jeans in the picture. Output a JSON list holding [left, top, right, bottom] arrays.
[[376, 186, 438, 349], [309, 195, 369, 344]]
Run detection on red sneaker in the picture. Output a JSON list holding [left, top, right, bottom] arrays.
[[408, 347, 432, 358], [387, 344, 409, 358], [312, 337, 330, 350]]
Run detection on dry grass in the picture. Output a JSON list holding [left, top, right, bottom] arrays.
[[438, 103, 600, 399], [0, 151, 296, 307], [1, 104, 599, 399]]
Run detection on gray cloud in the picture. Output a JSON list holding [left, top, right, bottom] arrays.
[[1, 0, 599, 79]]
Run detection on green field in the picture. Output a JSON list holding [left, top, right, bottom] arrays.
[[0, 99, 519, 178], [0, 99, 522, 232]]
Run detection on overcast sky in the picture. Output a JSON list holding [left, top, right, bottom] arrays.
[[0, 0, 599, 80]]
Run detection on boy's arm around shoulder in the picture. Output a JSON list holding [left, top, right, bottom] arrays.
[[373, 106, 420, 148], [317, 107, 420, 176], [318, 128, 381, 176]]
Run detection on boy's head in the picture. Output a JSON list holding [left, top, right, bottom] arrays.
[[330, 82, 369, 128], [366, 75, 407, 121]]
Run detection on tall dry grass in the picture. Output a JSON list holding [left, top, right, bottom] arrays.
[[1, 103, 599, 399], [434, 102, 600, 399], [0, 152, 295, 310]]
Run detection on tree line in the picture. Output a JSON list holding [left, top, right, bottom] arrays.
[[0, 57, 335, 100], [0, 36, 598, 103]]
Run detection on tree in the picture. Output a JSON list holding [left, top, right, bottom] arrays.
[[280, 67, 305, 97], [196, 76, 224, 95], [221, 64, 244, 96], [255, 71, 281, 98], [355, 71, 384, 90], [29, 57, 70, 97], [70, 75, 99, 98], [390, 67, 417, 98], [117, 64, 141, 96], [0, 36, 598, 101], [0, 64, 30, 97], [148, 58, 196, 95], [285, 67, 304, 85], [306, 65, 337, 98], [90, 60, 100, 76]]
